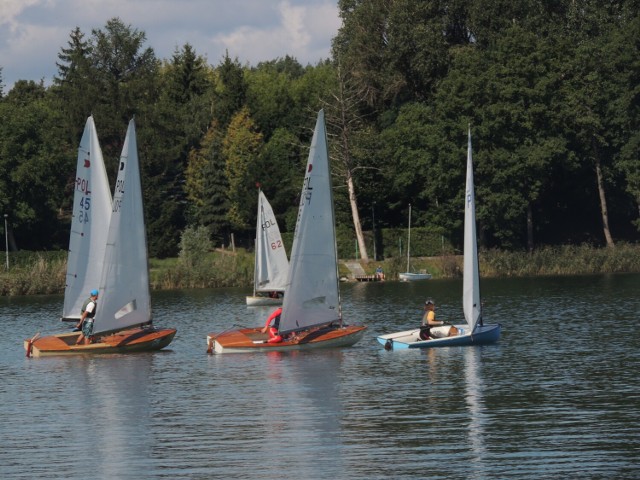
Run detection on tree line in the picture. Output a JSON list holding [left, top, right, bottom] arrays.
[[1, 1, 639, 261]]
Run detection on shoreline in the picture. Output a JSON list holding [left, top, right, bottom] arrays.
[[2, 243, 640, 296]]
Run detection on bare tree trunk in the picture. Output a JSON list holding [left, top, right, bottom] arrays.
[[526, 202, 534, 253], [594, 151, 615, 248], [346, 169, 369, 263], [323, 64, 369, 263]]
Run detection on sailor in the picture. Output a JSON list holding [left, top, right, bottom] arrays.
[[75, 289, 99, 345], [261, 306, 283, 343], [419, 299, 458, 339]]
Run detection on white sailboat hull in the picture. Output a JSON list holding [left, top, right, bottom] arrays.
[[399, 272, 432, 281], [376, 324, 501, 350]]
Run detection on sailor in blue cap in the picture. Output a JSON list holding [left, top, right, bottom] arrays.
[[74, 289, 99, 344]]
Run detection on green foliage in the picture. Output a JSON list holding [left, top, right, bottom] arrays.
[[245, 57, 305, 139], [335, 224, 448, 260], [0, 81, 71, 249], [152, 250, 253, 289], [2, 3, 640, 260], [179, 225, 214, 266], [480, 243, 640, 277], [254, 128, 305, 232], [0, 251, 67, 295], [213, 53, 247, 130], [198, 122, 231, 245], [223, 107, 264, 230]]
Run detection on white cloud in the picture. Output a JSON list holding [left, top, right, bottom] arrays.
[[0, 0, 340, 91], [212, 1, 339, 66]]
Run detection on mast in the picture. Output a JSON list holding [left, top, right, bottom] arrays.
[[406, 204, 412, 272]]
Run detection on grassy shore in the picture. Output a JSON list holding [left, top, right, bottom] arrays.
[[2, 243, 640, 296]]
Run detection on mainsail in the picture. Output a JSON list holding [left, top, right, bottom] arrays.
[[254, 190, 288, 293], [278, 110, 340, 335], [93, 119, 151, 335], [62, 116, 112, 320], [463, 129, 481, 331]]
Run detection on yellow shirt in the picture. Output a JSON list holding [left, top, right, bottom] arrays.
[[422, 310, 435, 325]]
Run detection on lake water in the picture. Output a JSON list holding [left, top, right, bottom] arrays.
[[1, 274, 639, 479]]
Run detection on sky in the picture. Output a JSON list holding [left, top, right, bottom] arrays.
[[0, 0, 341, 92]]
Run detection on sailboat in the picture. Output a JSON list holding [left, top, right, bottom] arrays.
[[207, 110, 367, 353], [25, 119, 176, 357], [61, 116, 112, 322], [377, 129, 501, 349], [398, 204, 432, 281], [245, 190, 289, 306]]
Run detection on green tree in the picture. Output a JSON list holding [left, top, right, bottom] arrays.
[[0, 81, 70, 249], [379, 102, 447, 233], [557, 1, 640, 248], [199, 120, 231, 246], [213, 53, 247, 131], [245, 56, 305, 140], [53, 27, 97, 146], [600, 11, 640, 234], [88, 18, 160, 167], [223, 107, 264, 231], [142, 43, 214, 257], [333, 0, 401, 109], [254, 127, 305, 232]]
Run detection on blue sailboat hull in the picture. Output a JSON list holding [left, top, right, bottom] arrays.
[[376, 324, 501, 350]]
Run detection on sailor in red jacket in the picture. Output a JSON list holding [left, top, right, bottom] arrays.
[[261, 307, 283, 343]]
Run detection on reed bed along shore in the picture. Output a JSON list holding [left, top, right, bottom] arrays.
[[2, 243, 640, 296]]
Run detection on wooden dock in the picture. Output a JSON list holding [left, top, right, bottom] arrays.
[[354, 275, 381, 282]]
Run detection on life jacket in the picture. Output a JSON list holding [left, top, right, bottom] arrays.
[[81, 297, 97, 319], [271, 313, 281, 330]]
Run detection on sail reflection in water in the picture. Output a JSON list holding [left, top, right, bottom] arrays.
[[465, 348, 487, 474]]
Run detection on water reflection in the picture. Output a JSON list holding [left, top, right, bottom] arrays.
[[2, 275, 640, 479], [464, 347, 487, 478], [72, 354, 154, 478]]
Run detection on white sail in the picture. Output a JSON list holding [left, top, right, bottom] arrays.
[[463, 128, 481, 331], [399, 203, 431, 281], [93, 119, 150, 335], [62, 116, 112, 320], [278, 110, 340, 335], [254, 190, 289, 292]]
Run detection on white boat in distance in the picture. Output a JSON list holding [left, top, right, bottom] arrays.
[[246, 190, 289, 306], [398, 203, 432, 281], [377, 129, 501, 349]]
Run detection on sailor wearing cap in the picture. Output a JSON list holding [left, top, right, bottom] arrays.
[[419, 298, 458, 340], [419, 299, 444, 340], [74, 289, 99, 344]]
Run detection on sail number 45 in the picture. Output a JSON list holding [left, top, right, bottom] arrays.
[[78, 196, 91, 223]]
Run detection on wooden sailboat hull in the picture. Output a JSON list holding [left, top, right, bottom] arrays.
[[245, 296, 283, 307], [398, 272, 432, 281], [376, 323, 500, 350], [24, 327, 177, 357], [207, 324, 367, 354]]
